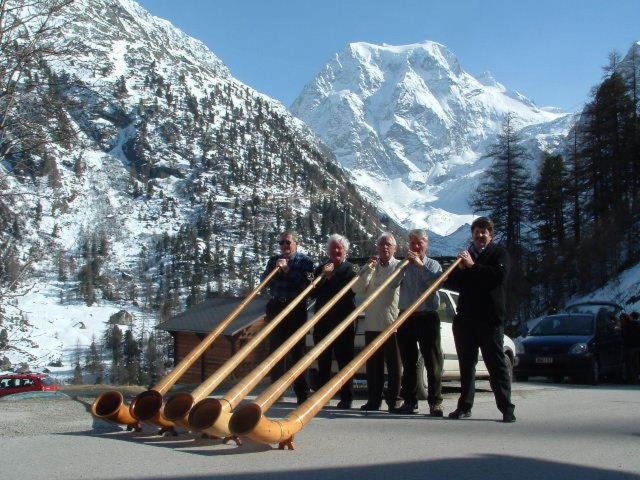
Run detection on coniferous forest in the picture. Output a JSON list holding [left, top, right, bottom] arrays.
[[471, 49, 640, 332]]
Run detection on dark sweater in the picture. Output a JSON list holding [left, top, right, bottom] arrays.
[[311, 261, 358, 325], [446, 242, 511, 326]]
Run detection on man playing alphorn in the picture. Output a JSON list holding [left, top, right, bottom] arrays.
[[261, 231, 314, 405]]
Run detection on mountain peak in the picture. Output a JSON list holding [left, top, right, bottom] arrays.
[[291, 40, 571, 239], [344, 40, 461, 73]]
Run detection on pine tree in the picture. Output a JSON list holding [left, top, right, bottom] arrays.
[[470, 112, 531, 252], [0, 328, 8, 350], [72, 339, 83, 385], [226, 246, 236, 279], [72, 364, 83, 385], [84, 334, 105, 384], [103, 325, 123, 384], [470, 113, 531, 324], [115, 75, 128, 99], [532, 153, 567, 250], [143, 332, 162, 387], [123, 329, 141, 385], [531, 153, 569, 308]]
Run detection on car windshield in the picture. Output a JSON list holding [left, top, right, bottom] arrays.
[[530, 315, 594, 336]]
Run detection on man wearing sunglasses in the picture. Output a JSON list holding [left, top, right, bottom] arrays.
[[261, 231, 315, 405]]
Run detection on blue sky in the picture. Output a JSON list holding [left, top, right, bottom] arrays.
[[137, 0, 638, 112]]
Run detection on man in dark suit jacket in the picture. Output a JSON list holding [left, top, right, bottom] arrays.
[[446, 217, 516, 423], [311, 234, 358, 409]]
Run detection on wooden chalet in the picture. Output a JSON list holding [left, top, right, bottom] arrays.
[[158, 295, 270, 385]]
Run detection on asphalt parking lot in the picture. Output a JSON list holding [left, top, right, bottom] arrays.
[[2, 381, 639, 480]]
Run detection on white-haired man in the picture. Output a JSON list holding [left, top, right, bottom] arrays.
[[311, 234, 358, 409], [393, 229, 444, 416], [353, 232, 403, 411]]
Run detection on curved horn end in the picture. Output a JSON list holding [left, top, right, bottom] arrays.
[[229, 403, 263, 436], [130, 389, 164, 421], [162, 392, 195, 422], [189, 398, 222, 431], [92, 390, 123, 418], [92, 390, 137, 425]]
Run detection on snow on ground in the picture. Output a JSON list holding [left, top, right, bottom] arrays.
[[7, 278, 155, 378]]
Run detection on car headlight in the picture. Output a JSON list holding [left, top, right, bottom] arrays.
[[515, 339, 525, 355], [569, 343, 589, 355]]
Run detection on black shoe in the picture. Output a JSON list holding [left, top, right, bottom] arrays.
[[429, 404, 444, 417], [448, 408, 472, 419], [502, 412, 516, 423], [336, 400, 352, 410], [386, 400, 403, 412], [360, 401, 381, 411], [390, 402, 418, 414]]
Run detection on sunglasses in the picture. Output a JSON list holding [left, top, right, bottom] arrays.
[[278, 240, 293, 246]]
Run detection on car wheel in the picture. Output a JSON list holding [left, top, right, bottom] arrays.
[[416, 354, 428, 401], [585, 359, 599, 385]]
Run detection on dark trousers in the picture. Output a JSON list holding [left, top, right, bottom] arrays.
[[365, 331, 401, 407], [396, 310, 443, 407], [266, 299, 309, 399], [623, 347, 640, 384], [313, 322, 355, 403], [453, 319, 514, 414]]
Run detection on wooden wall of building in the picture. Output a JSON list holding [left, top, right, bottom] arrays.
[[171, 318, 271, 387]]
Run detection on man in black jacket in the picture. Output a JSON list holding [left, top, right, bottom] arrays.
[[262, 231, 315, 405], [312, 234, 358, 409], [446, 217, 516, 423]]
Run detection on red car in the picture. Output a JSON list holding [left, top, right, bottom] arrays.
[[0, 373, 58, 397]]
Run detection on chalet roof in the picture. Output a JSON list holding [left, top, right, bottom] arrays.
[[158, 295, 270, 336]]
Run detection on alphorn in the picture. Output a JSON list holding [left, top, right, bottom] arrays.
[[91, 266, 281, 430], [228, 258, 413, 446], [186, 260, 377, 440], [160, 272, 327, 433], [230, 258, 462, 449]]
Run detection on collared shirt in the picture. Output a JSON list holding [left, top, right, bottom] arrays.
[[262, 252, 315, 300], [399, 256, 442, 312], [353, 257, 402, 331]]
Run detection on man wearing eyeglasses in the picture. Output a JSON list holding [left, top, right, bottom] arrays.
[[261, 231, 315, 405]]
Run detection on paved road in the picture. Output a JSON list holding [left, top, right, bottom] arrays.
[[2, 382, 639, 480]]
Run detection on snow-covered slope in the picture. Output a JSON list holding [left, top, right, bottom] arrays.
[[567, 263, 640, 314], [0, 0, 384, 369], [291, 41, 575, 244]]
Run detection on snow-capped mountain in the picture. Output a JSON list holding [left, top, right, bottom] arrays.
[[0, 0, 384, 369], [291, 41, 575, 242]]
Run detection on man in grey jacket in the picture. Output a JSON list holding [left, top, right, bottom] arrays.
[[353, 232, 403, 411], [392, 229, 444, 416]]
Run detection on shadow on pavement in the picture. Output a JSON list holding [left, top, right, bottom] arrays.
[[265, 402, 499, 422], [109, 454, 639, 480]]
